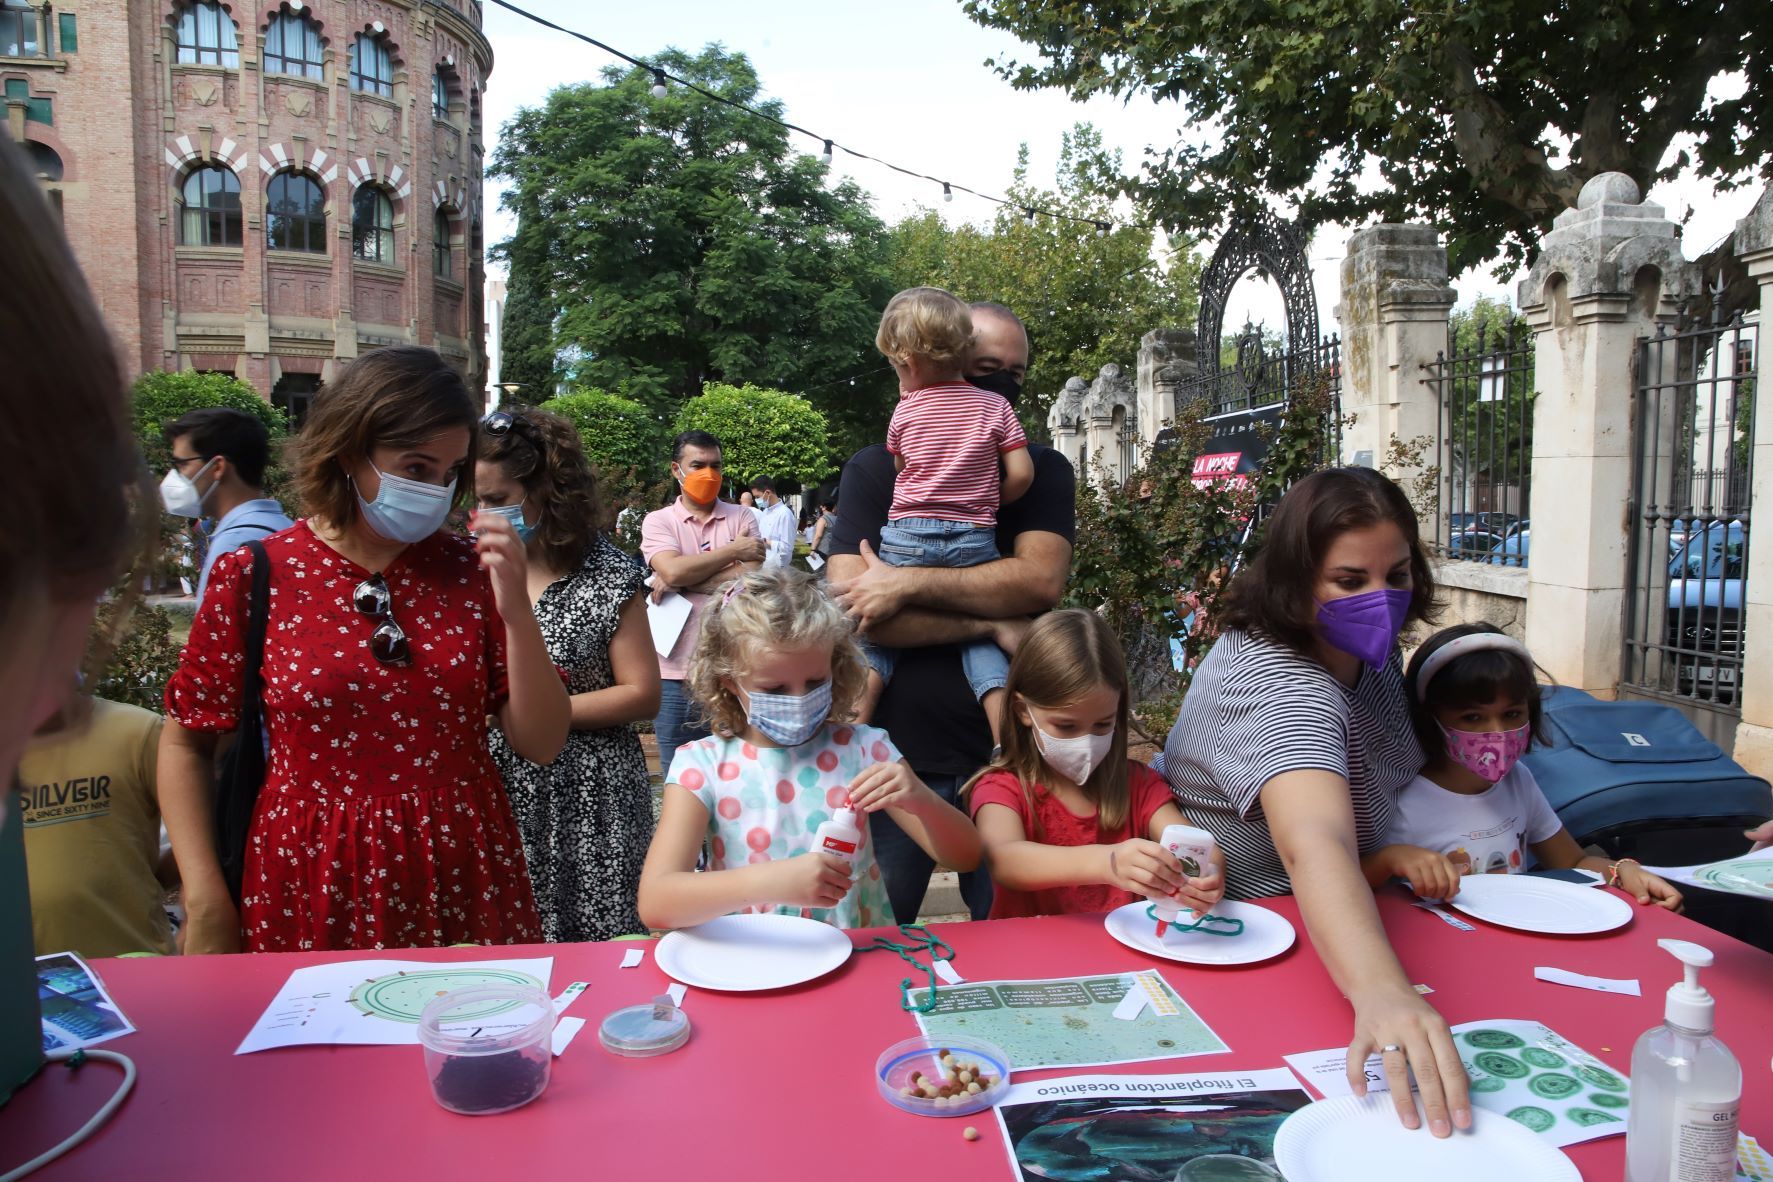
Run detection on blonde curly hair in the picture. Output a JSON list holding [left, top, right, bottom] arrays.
[[685, 567, 869, 738], [875, 285, 974, 368]]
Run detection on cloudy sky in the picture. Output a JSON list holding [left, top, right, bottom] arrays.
[[478, 0, 1762, 344]]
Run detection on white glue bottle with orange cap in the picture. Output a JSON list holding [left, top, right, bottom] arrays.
[[1150, 824, 1218, 938], [812, 806, 862, 870]]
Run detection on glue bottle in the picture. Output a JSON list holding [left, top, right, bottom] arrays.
[[1151, 824, 1218, 938], [1625, 939, 1741, 1182], [812, 807, 862, 868]]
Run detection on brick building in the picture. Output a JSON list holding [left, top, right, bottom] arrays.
[[1, 0, 492, 421]]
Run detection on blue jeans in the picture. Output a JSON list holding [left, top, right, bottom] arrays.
[[869, 772, 994, 924], [865, 517, 1010, 700], [654, 679, 709, 781]]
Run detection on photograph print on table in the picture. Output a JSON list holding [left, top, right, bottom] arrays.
[[993, 1068, 1312, 1182]]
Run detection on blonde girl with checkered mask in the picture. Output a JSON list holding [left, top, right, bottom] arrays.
[[637, 567, 982, 930]]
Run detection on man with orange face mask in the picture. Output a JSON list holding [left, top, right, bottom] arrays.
[[641, 430, 767, 772]]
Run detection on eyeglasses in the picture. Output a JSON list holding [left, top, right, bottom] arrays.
[[482, 411, 516, 435], [352, 574, 411, 667], [169, 454, 208, 471]]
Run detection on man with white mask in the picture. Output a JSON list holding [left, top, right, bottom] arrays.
[[161, 408, 291, 608]]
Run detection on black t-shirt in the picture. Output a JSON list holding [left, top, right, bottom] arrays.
[[829, 443, 1077, 776]]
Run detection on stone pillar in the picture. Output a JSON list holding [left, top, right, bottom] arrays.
[[1336, 226, 1455, 493], [1136, 328, 1197, 446], [1515, 173, 1693, 697], [1727, 188, 1773, 778], [1047, 376, 1087, 480]]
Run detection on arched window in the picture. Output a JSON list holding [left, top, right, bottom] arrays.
[[264, 9, 323, 81], [267, 172, 326, 253], [23, 140, 61, 181], [181, 164, 241, 246], [431, 67, 451, 120], [175, 2, 239, 67], [433, 209, 452, 277], [351, 185, 394, 264], [348, 32, 391, 97]]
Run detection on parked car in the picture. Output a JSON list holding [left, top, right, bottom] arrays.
[[1664, 521, 1745, 702], [1451, 528, 1508, 559], [1488, 530, 1530, 567]]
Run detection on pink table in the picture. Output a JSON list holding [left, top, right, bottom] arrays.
[[7, 889, 1770, 1180]]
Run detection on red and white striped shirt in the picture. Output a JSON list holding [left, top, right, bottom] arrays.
[[886, 382, 1029, 526]]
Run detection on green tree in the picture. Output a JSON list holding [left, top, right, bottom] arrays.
[[132, 369, 287, 476], [962, 0, 1770, 273], [541, 388, 666, 479], [887, 125, 1201, 436], [674, 382, 832, 489], [490, 46, 896, 457]]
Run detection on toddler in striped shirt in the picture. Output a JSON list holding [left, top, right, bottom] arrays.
[[859, 286, 1035, 746]]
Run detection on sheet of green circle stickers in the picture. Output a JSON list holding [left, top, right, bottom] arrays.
[[1453, 1019, 1629, 1149]]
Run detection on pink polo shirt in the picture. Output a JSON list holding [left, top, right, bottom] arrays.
[[640, 497, 760, 679]]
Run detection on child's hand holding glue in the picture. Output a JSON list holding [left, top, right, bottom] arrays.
[[1149, 825, 1225, 936]]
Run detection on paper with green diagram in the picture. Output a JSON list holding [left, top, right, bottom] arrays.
[[908, 970, 1229, 1071]]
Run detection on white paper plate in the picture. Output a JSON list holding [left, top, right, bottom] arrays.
[[1275, 1093, 1580, 1181], [1103, 899, 1297, 966], [1447, 874, 1633, 935], [655, 913, 853, 991]]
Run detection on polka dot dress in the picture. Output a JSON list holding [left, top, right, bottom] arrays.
[[667, 723, 897, 929], [166, 521, 542, 952]]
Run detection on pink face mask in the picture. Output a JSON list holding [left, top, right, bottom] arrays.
[[1439, 722, 1531, 783]]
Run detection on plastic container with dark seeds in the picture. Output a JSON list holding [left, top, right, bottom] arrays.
[[418, 984, 554, 1115]]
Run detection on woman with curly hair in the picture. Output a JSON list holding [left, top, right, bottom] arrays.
[[636, 567, 981, 930], [477, 409, 661, 941]]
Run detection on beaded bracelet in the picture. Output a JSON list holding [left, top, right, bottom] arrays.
[[1607, 857, 1640, 888]]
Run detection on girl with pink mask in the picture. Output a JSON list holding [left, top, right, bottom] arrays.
[[1372, 623, 1683, 909]]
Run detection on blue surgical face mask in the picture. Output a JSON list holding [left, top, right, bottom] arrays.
[[481, 502, 536, 543], [742, 681, 833, 747], [355, 469, 456, 544]]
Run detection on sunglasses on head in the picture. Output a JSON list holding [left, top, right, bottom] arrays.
[[352, 574, 411, 667]]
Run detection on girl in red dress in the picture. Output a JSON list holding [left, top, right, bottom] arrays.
[[965, 610, 1226, 920], [160, 348, 569, 953]]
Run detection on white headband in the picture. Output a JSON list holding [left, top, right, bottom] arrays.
[[1414, 633, 1534, 702]]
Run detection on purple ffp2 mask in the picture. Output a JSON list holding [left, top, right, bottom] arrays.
[[1315, 587, 1412, 671]]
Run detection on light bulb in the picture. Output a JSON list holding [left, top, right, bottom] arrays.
[[821, 139, 833, 165], [1096, 221, 1108, 237], [650, 70, 668, 99], [942, 182, 953, 203], [1024, 207, 1035, 225]]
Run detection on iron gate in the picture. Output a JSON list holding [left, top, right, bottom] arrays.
[[1621, 310, 1757, 712]]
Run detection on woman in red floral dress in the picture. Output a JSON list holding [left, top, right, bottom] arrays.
[[159, 347, 569, 954]]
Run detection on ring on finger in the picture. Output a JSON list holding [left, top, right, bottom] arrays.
[[1379, 1044, 1403, 1054]]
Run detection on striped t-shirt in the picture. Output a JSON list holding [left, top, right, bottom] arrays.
[[1161, 628, 1423, 900], [886, 382, 1029, 526]]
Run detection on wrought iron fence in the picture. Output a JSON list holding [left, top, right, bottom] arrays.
[[1622, 311, 1757, 712], [1421, 323, 1536, 567]]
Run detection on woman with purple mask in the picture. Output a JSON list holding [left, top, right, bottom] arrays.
[[1161, 468, 1472, 1141]]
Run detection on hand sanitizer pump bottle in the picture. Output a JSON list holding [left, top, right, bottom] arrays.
[[1624, 939, 1741, 1182]]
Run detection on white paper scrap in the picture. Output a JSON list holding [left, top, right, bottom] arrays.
[[931, 958, 963, 985], [666, 983, 688, 1008], [806, 552, 826, 571], [1412, 900, 1477, 931], [551, 1016, 586, 1057], [1534, 966, 1641, 995], [646, 592, 694, 659], [1110, 986, 1150, 1022], [551, 982, 589, 1014], [620, 947, 645, 969], [1284, 1048, 1388, 1098]]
